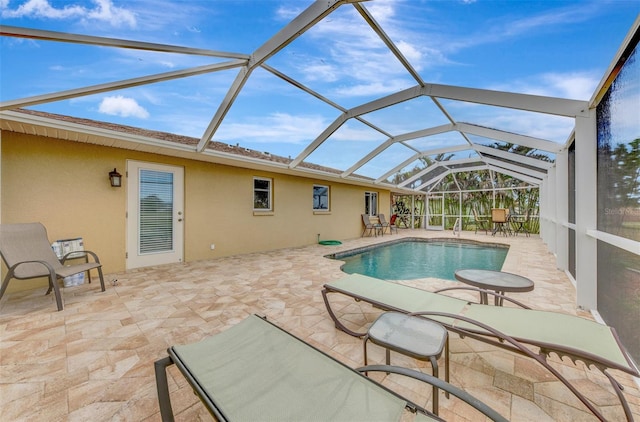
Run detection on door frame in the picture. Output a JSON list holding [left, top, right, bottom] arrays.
[[426, 194, 445, 231]]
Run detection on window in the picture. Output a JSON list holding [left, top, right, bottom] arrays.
[[313, 185, 329, 210], [139, 169, 174, 253], [253, 177, 272, 211], [365, 192, 378, 215]]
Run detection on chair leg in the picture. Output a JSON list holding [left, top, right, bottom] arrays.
[[0, 271, 14, 302], [444, 336, 449, 398], [430, 356, 439, 416], [42, 267, 63, 310], [155, 356, 176, 422], [96, 267, 106, 292], [48, 274, 64, 311], [363, 335, 369, 375]]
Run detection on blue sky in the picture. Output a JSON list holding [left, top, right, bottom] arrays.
[[1, 0, 639, 179]]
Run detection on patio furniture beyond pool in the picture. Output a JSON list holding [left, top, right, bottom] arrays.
[[454, 269, 534, 306], [0, 222, 105, 311], [472, 208, 490, 234], [509, 212, 531, 237], [364, 312, 449, 416], [154, 314, 507, 422], [378, 213, 398, 235], [361, 213, 382, 237], [491, 208, 511, 236], [322, 273, 640, 421]]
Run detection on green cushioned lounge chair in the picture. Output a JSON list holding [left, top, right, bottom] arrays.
[[154, 314, 507, 422], [322, 274, 640, 422]]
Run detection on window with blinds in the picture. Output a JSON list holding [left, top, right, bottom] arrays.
[[139, 169, 174, 254]]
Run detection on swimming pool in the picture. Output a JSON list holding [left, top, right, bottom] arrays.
[[328, 238, 508, 281]]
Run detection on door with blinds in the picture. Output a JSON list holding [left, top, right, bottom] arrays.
[[126, 161, 184, 269]]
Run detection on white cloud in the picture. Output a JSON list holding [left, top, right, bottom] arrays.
[[85, 0, 136, 28], [276, 4, 303, 21], [539, 72, 600, 100], [1, 0, 136, 28], [1, 0, 85, 19], [303, 63, 339, 83], [395, 40, 422, 63], [289, 1, 425, 97], [490, 71, 600, 100], [98, 96, 149, 118], [334, 79, 410, 97], [217, 113, 328, 144]]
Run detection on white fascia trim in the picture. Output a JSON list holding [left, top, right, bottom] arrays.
[[0, 110, 197, 152]]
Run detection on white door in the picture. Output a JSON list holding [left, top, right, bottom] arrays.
[[126, 161, 184, 269]]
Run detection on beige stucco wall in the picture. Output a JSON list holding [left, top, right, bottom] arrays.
[[1, 131, 391, 293]]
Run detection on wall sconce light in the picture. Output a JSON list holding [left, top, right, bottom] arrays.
[[109, 168, 122, 187]]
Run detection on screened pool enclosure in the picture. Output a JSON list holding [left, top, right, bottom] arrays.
[[1, 1, 638, 367]]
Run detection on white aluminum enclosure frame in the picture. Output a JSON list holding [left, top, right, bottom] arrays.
[[1, 2, 638, 314]]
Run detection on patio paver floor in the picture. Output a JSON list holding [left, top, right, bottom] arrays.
[[1, 230, 638, 421]]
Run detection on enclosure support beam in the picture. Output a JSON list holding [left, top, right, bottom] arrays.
[[555, 150, 569, 272], [545, 167, 558, 255], [574, 111, 598, 311]]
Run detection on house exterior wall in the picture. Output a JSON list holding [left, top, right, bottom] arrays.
[[1, 131, 390, 293]]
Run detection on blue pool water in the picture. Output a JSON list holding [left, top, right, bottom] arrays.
[[335, 239, 508, 281]]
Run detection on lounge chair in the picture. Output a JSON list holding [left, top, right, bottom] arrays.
[[0, 222, 105, 311], [361, 213, 382, 237], [322, 274, 640, 422], [154, 314, 508, 421]]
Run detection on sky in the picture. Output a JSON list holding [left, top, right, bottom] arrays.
[[1, 0, 639, 180]]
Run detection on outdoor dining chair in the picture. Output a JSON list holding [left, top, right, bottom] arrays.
[[472, 208, 490, 234]]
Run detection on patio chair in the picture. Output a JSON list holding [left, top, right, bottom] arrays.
[[388, 213, 399, 234], [509, 209, 531, 237], [378, 213, 397, 235], [361, 213, 382, 237], [322, 273, 640, 422], [472, 208, 490, 234], [155, 314, 508, 422], [0, 222, 105, 311], [490, 208, 511, 236]]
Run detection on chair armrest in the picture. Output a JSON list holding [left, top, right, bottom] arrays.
[[355, 365, 508, 422], [408, 310, 611, 421], [7, 260, 57, 279], [61, 250, 101, 264]]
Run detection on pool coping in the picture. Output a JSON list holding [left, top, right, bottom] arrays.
[[324, 236, 510, 260]]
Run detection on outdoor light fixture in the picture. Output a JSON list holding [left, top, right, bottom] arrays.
[[109, 168, 122, 187]]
